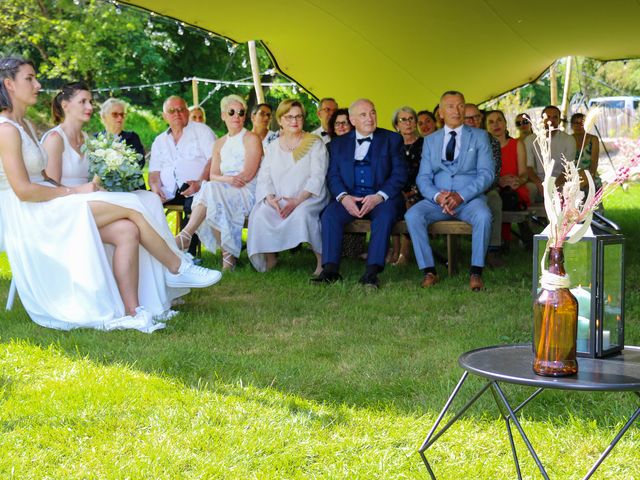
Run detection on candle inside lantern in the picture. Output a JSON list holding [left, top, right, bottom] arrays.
[[577, 316, 590, 353], [603, 330, 611, 350], [570, 285, 591, 318]]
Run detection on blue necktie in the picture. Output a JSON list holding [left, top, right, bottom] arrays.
[[446, 131, 456, 161]]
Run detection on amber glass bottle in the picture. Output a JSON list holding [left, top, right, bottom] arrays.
[[533, 247, 579, 376]]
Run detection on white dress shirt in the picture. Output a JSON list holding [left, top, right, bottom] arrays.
[[312, 126, 331, 144], [149, 121, 216, 201]]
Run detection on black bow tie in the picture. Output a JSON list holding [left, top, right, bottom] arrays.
[[357, 137, 372, 145], [320, 131, 328, 136]]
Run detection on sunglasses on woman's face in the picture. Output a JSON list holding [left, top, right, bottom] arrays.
[[111, 112, 125, 119], [227, 109, 246, 117], [515, 119, 530, 127]]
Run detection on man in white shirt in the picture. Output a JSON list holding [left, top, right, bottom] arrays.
[[311, 97, 338, 144], [525, 105, 576, 202], [149, 95, 216, 256]]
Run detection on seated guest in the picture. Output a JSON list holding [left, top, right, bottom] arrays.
[[175, 94, 262, 271], [99, 98, 145, 161], [0, 58, 220, 332], [571, 112, 601, 190], [390, 106, 423, 265], [189, 105, 206, 123], [515, 112, 532, 140], [250, 102, 279, 146], [405, 91, 494, 291], [98, 97, 146, 188], [311, 97, 338, 144], [328, 108, 365, 259], [525, 105, 576, 202], [312, 98, 407, 288], [464, 103, 503, 266], [328, 108, 353, 138], [485, 110, 531, 243], [41, 81, 191, 316], [149, 95, 217, 257], [247, 99, 329, 274], [417, 110, 438, 137]]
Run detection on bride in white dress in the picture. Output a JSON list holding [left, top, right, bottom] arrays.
[[41, 82, 187, 317], [0, 58, 221, 332]]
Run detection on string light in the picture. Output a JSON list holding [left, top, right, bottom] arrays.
[[177, 22, 184, 35], [204, 37, 210, 46]]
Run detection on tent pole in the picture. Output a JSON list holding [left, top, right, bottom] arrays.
[[560, 56, 573, 122], [248, 41, 265, 104], [549, 62, 558, 107], [191, 78, 199, 107]]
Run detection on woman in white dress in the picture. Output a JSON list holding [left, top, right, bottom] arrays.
[[247, 99, 329, 274], [175, 94, 262, 270], [41, 82, 188, 317], [0, 57, 221, 332]]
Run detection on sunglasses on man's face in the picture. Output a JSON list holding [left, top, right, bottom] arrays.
[[227, 109, 246, 117], [515, 119, 530, 127], [166, 107, 187, 115]]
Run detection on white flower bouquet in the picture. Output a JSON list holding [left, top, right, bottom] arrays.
[[83, 133, 144, 192]]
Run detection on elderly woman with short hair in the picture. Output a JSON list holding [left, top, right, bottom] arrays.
[[99, 98, 145, 166], [387, 106, 423, 264], [175, 94, 263, 270]]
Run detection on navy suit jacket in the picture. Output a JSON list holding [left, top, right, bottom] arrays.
[[417, 125, 494, 202], [326, 128, 407, 201]]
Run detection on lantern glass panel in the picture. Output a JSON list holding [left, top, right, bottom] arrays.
[[602, 243, 623, 350]]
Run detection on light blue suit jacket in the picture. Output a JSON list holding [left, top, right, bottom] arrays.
[[416, 125, 494, 202]]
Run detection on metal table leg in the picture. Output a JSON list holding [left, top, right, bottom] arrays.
[[419, 372, 492, 479]]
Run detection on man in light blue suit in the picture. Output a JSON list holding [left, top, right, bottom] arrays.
[[405, 91, 494, 291]]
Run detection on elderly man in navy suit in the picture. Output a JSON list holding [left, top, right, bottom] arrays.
[[312, 98, 407, 288], [405, 91, 494, 291]]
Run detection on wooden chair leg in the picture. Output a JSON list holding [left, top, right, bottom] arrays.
[[447, 234, 459, 276]]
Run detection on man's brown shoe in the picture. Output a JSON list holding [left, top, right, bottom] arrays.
[[470, 274, 484, 291], [421, 272, 440, 288]]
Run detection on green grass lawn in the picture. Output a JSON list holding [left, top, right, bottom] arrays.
[[1, 188, 639, 479]]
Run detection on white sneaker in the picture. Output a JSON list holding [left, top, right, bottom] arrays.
[[166, 261, 222, 288]]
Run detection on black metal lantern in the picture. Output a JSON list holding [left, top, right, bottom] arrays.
[[532, 227, 625, 358]]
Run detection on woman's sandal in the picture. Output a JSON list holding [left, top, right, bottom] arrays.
[[222, 252, 236, 271], [175, 230, 192, 251]]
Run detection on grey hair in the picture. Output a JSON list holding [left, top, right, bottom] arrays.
[[162, 95, 186, 113], [439, 90, 465, 103], [220, 94, 247, 113], [392, 106, 417, 128], [100, 97, 128, 118], [348, 98, 374, 116]]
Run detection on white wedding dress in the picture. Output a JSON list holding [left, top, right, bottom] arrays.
[[0, 117, 181, 332]]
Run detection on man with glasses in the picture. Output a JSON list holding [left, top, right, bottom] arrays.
[[464, 103, 504, 267], [149, 95, 217, 256], [312, 97, 338, 144], [312, 98, 407, 288]]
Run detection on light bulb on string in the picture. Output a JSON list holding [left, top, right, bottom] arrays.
[[113, 2, 122, 14], [204, 37, 210, 46], [292, 85, 298, 95], [227, 43, 237, 55], [177, 23, 184, 35], [147, 16, 153, 29], [241, 58, 247, 69], [73, 0, 80, 5]]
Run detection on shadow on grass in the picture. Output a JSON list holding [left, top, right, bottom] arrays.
[[1, 199, 639, 424]]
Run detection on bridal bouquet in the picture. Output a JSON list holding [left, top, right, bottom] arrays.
[[83, 133, 144, 192]]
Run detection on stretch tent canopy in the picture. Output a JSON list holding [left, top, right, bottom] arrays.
[[123, 0, 640, 120]]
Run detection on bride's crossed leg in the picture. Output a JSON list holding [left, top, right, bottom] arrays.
[[99, 219, 140, 316], [89, 200, 221, 292]]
